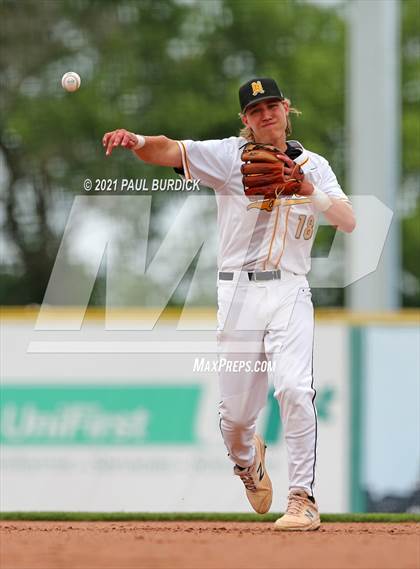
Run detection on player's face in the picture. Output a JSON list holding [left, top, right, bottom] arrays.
[[242, 99, 289, 145]]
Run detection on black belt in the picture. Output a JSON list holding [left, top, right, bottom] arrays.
[[219, 270, 282, 282]]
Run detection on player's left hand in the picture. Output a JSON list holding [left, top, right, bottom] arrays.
[[241, 142, 305, 198]]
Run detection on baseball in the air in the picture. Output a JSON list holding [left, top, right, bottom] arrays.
[[61, 71, 81, 92]]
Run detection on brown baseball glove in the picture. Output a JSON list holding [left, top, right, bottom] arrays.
[[241, 142, 304, 199]]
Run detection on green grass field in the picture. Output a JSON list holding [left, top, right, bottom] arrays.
[[1, 512, 419, 522]]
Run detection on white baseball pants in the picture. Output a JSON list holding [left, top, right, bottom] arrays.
[[216, 272, 317, 497]]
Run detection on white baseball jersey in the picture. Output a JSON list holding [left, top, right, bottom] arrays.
[[177, 137, 349, 274]]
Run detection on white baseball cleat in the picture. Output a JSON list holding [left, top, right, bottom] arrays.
[[234, 434, 272, 514], [274, 489, 321, 531]]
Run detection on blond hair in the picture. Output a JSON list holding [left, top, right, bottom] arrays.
[[238, 98, 301, 141]]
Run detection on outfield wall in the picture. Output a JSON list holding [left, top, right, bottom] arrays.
[[0, 309, 418, 513]]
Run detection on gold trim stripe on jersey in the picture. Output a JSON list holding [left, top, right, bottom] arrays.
[[179, 141, 192, 180]]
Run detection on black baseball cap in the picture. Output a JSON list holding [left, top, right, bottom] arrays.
[[239, 77, 284, 112]]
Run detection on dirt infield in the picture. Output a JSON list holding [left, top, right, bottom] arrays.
[[1, 521, 419, 569]]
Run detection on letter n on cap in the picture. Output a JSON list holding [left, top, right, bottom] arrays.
[[251, 81, 265, 96]]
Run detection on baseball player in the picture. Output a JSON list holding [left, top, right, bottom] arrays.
[[102, 77, 355, 531]]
